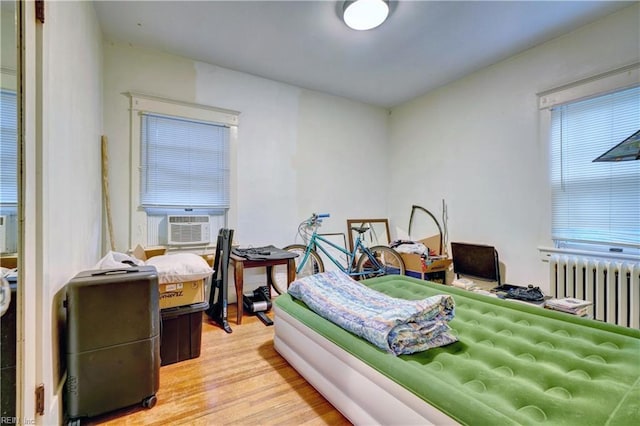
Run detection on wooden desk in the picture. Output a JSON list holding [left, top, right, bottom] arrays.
[[230, 253, 296, 325]]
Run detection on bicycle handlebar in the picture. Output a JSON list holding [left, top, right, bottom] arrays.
[[298, 213, 330, 241], [301, 213, 330, 229]]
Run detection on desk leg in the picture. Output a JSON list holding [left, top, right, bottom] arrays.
[[266, 265, 274, 299], [287, 258, 296, 288], [234, 260, 244, 324]]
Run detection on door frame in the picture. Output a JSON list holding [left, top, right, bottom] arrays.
[[17, 0, 41, 422]]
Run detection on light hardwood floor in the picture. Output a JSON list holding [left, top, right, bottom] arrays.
[[88, 304, 350, 425]]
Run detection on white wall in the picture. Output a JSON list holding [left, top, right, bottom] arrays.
[[387, 4, 640, 290], [38, 1, 104, 423], [102, 42, 389, 252]]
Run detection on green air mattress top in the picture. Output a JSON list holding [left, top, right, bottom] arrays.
[[274, 275, 640, 426]]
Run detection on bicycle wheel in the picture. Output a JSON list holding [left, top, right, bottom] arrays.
[[270, 244, 325, 295], [355, 246, 405, 280]]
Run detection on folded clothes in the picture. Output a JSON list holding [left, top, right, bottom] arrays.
[[390, 240, 428, 255], [287, 270, 457, 355]]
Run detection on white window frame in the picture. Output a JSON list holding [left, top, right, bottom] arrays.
[[128, 92, 239, 249], [538, 63, 640, 256]]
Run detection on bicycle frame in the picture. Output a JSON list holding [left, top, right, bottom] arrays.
[[298, 229, 385, 279]]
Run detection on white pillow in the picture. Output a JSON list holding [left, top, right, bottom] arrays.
[[145, 253, 213, 284]]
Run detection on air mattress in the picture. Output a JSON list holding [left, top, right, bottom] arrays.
[[274, 275, 640, 425]]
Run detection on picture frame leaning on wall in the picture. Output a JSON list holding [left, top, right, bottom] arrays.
[[346, 218, 391, 252]]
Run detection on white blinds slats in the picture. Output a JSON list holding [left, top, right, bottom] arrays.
[[0, 90, 17, 205], [140, 113, 230, 208], [551, 85, 640, 247]]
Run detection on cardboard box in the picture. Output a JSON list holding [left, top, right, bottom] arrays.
[[132, 245, 167, 261], [130, 245, 211, 307], [159, 279, 206, 309], [399, 235, 452, 282]]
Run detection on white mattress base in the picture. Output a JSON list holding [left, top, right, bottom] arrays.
[[273, 305, 458, 426]]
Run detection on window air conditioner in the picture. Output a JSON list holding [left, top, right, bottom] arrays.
[[167, 215, 210, 245]]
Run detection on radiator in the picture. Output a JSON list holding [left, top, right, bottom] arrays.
[[548, 254, 640, 328]]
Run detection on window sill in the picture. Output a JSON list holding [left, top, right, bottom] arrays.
[[538, 246, 640, 263]]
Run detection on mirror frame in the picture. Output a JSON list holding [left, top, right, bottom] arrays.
[[346, 218, 391, 252]]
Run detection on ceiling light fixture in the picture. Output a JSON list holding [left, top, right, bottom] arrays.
[[343, 0, 389, 31]]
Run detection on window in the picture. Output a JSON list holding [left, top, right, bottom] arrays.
[[0, 89, 17, 206], [0, 89, 18, 254], [128, 93, 239, 248], [140, 113, 230, 209], [549, 85, 640, 251]]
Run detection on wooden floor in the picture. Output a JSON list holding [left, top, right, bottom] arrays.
[[88, 304, 351, 425]]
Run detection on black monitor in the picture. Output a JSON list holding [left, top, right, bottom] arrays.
[[451, 242, 501, 284]]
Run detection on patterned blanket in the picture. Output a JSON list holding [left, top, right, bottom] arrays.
[[286, 270, 457, 355]]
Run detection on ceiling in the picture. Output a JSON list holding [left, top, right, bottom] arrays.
[[94, 0, 635, 108]]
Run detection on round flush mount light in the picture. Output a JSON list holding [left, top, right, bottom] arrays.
[[343, 0, 390, 31]]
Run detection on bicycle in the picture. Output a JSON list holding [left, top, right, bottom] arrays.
[[270, 213, 405, 294]]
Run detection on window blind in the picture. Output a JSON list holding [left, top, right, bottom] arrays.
[[0, 89, 17, 205], [140, 113, 230, 208], [550, 85, 640, 248]]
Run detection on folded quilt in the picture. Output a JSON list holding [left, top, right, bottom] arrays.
[[287, 270, 457, 355]]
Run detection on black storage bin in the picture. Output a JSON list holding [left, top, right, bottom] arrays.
[[1, 276, 17, 419], [65, 267, 160, 423], [160, 301, 208, 366], [424, 270, 446, 284]]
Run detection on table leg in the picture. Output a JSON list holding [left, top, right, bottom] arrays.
[[266, 265, 274, 299], [234, 260, 244, 324], [287, 258, 296, 288]]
